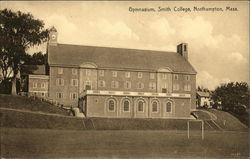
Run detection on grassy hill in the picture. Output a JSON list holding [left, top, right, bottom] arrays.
[[192, 109, 248, 131], [0, 94, 68, 115]]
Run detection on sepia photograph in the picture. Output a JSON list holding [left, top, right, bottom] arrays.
[[0, 1, 249, 158]]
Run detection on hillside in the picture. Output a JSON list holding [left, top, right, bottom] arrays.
[[0, 94, 69, 115], [192, 109, 248, 131]]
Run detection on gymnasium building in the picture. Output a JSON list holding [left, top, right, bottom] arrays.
[[23, 27, 197, 118]]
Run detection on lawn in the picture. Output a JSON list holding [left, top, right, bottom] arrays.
[[0, 94, 69, 115], [1, 128, 249, 159]]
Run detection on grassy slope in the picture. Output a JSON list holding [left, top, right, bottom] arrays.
[[1, 128, 249, 158], [0, 94, 68, 115], [206, 109, 248, 131], [0, 109, 85, 130]]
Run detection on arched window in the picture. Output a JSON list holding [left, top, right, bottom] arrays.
[[166, 102, 172, 113], [152, 101, 158, 112], [123, 100, 130, 112], [108, 100, 115, 112], [138, 101, 144, 112]]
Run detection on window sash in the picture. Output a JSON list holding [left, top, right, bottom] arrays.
[[123, 101, 130, 112]]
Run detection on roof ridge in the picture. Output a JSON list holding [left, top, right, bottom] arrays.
[[57, 43, 177, 54]]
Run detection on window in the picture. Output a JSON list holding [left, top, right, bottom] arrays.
[[56, 78, 64, 86], [162, 74, 167, 79], [166, 102, 172, 113], [138, 101, 144, 112], [111, 81, 119, 88], [70, 93, 78, 100], [112, 71, 117, 77], [138, 72, 142, 78], [86, 69, 91, 76], [58, 68, 63, 74], [85, 81, 92, 90], [162, 88, 167, 93], [108, 100, 115, 112], [185, 75, 190, 81], [152, 101, 158, 112], [174, 74, 178, 80], [72, 69, 77, 75], [41, 92, 45, 97], [173, 84, 179, 91], [41, 82, 45, 88], [71, 79, 78, 86], [98, 80, 106, 87], [137, 82, 144, 89], [124, 81, 131, 89], [33, 82, 37, 88], [150, 73, 155, 79], [99, 70, 104, 76], [149, 82, 156, 90], [125, 72, 130, 78], [56, 92, 64, 99], [123, 100, 130, 112], [184, 84, 191, 91]]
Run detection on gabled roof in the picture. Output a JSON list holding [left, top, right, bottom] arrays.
[[21, 65, 47, 75], [197, 91, 210, 97], [48, 44, 197, 74]]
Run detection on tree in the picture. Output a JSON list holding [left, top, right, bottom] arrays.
[[23, 52, 46, 65], [211, 82, 250, 113], [0, 9, 48, 94]]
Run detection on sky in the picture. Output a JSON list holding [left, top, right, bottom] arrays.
[[1, 1, 249, 90]]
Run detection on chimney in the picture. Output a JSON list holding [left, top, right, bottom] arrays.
[[48, 26, 58, 46], [177, 43, 188, 60]]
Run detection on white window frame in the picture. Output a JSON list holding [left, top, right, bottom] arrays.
[[150, 73, 155, 79], [72, 69, 77, 75], [174, 74, 178, 80], [58, 68, 63, 74], [149, 82, 156, 90], [173, 84, 179, 91], [184, 84, 191, 91], [166, 102, 172, 113], [125, 72, 130, 78], [56, 92, 64, 99], [33, 82, 37, 88], [56, 78, 64, 86], [70, 93, 78, 100], [112, 71, 117, 77], [138, 72, 142, 78], [152, 101, 159, 113], [123, 100, 130, 112], [185, 75, 190, 81], [137, 100, 144, 112], [98, 80, 106, 88], [124, 81, 131, 89], [99, 70, 104, 76], [107, 99, 116, 112], [71, 79, 78, 86], [41, 82, 45, 88], [137, 82, 144, 89]]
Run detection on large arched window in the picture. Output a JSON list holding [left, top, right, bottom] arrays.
[[138, 100, 144, 112], [123, 100, 130, 112], [108, 99, 115, 112], [152, 101, 158, 112], [166, 102, 172, 113]]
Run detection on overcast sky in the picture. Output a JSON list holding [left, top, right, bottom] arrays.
[[1, 1, 249, 90]]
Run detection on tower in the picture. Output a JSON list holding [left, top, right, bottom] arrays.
[[177, 43, 188, 60], [48, 26, 58, 46]]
